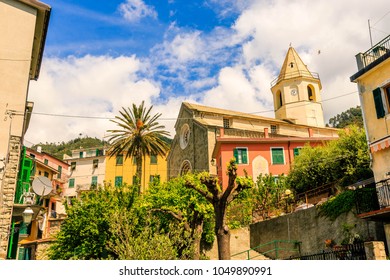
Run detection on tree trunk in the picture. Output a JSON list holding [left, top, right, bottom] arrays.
[[214, 203, 231, 260], [136, 155, 142, 194], [193, 221, 203, 260]]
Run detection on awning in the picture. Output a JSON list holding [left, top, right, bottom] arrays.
[[370, 136, 390, 153]]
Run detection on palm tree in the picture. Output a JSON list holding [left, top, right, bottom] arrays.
[[106, 101, 170, 194]]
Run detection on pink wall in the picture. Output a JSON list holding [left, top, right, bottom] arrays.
[[215, 140, 324, 190]]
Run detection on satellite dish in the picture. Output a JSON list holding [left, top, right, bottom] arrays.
[[32, 176, 53, 196]]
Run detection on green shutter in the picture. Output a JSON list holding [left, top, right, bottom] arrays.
[[272, 148, 284, 164], [373, 88, 385, 119], [233, 149, 238, 163], [69, 178, 75, 188], [91, 176, 98, 186], [242, 149, 248, 164], [293, 148, 300, 157]]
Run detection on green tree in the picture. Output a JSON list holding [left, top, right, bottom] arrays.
[[252, 174, 291, 219], [184, 159, 253, 260], [48, 184, 138, 259], [106, 101, 170, 193], [328, 106, 363, 128], [287, 125, 372, 193], [144, 177, 214, 259]]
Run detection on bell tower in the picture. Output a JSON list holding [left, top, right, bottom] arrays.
[[271, 47, 325, 127]]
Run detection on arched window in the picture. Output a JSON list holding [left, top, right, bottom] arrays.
[[276, 90, 283, 109], [180, 160, 192, 175], [307, 85, 315, 101]]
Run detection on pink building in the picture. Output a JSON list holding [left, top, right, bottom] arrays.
[[212, 128, 335, 189]]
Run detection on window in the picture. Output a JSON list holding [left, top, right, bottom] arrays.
[[180, 160, 192, 175], [116, 155, 123, 165], [180, 123, 191, 149], [308, 85, 314, 101], [69, 178, 75, 188], [270, 125, 278, 134], [57, 166, 62, 179], [372, 85, 390, 119], [271, 148, 285, 165], [150, 154, 157, 164], [133, 157, 137, 165], [44, 159, 48, 165], [91, 176, 98, 187], [96, 149, 103, 156], [79, 151, 84, 158], [115, 176, 123, 187], [44, 171, 49, 178], [223, 118, 230, 128], [293, 147, 301, 157], [93, 159, 99, 168], [276, 90, 283, 109], [70, 162, 76, 171], [386, 85, 390, 111], [150, 175, 160, 183], [233, 148, 248, 164]]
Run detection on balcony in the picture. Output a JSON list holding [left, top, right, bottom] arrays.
[[351, 35, 390, 81], [356, 178, 390, 221]]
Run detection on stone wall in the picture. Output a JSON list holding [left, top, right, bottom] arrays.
[[0, 136, 21, 259], [250, 206, 386, 256]]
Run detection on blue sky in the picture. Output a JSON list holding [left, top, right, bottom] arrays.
[[25, 0, 390, 145]]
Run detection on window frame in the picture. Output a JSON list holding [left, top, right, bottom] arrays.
[[116, 155, 123, 166], [233, 147, 249, 165], [150, 154, 158, 164], [223, 118, 231, 129], [115, 176, 123, 187], [271, 147, 285, 165]]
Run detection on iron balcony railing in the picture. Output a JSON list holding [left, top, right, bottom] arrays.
[[355, 178, 390, 214], [358, 34, 390, 69], [376, 178, 390, 209]]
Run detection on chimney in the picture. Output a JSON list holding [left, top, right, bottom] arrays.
[[264, 128, 269, 138]]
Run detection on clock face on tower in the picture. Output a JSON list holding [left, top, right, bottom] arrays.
[[290, 88, 298, 96]]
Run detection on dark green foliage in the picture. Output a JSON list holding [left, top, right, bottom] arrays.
[[317, 190, 356, 221], [328, 106, 363, 128], [48, 184, 139, 260], [31, 137, 106, 160], [287, 125, 372, 193]]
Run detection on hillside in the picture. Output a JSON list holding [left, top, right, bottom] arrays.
[[31, 137, 107, 160], [30, 136, 173, 161]]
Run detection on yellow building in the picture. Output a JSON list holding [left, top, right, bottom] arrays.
[[105, 153, 168, 193], [350, 34, 390, 252]]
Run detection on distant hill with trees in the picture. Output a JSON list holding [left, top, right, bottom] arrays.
[[30, 136, 172, 161], [327, 106, 363, 128]]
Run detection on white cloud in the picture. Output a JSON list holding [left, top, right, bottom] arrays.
[[26, 55, 161, 144], [27, 0, 390, 145], [118, 0, 157, 22]]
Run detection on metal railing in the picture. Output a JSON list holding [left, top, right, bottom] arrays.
[[289, 242, 367, 260], [271, 70, 320, 87], [359, 35, 390, 69], [231, 240, 301, 260], [355, 178, 390, 214], [377, 178, 390, 209]]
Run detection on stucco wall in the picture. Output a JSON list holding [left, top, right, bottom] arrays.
[[250, 206, 386, 257]]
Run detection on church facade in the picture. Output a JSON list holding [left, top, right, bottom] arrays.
[[167, 47, 339, 188]]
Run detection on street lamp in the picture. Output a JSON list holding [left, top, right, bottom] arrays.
[[22, 207, 34, 225]]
